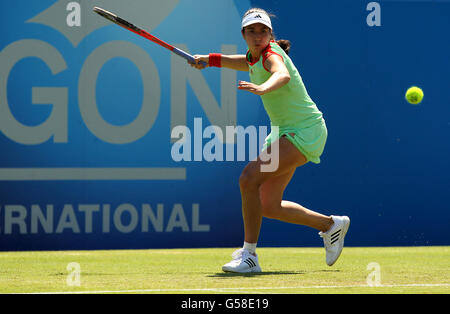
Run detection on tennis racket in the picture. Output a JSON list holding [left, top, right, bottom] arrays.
[[93, 7, 206, 66]]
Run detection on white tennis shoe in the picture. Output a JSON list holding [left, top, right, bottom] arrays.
[[222, 248, 262, 273], [319, 215, 350, 266]]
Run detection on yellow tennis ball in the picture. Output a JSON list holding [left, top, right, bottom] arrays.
[[405, 86, 424, 105]]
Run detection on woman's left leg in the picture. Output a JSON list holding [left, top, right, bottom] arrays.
[[259, 171, 333, 232]]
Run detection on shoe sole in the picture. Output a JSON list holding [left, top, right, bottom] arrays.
[[222, 266, 262, 273], [327, 216, 350, 266]]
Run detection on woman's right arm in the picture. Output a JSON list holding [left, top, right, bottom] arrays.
[[221, 55, 249, 71], [190, 54, 249, 72]]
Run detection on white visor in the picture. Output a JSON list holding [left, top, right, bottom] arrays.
[[241, 12, 272, 30]]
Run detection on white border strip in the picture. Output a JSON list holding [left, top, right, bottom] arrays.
[[13, 283, 450, 294], [0, 168, 186, 181]]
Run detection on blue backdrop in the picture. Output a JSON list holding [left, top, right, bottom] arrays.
[[0, 0, 449, 251]]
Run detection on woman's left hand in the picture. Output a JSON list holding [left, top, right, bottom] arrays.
[[238, 81, 266, 95]]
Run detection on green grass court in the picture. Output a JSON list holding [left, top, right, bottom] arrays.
[[1, 246, 449, 294]]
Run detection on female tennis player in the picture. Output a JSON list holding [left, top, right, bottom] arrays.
[[190, 8, 350, 273]]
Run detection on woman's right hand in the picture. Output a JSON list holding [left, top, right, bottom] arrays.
[[188, 55, 209, 70]]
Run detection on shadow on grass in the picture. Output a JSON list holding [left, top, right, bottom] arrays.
[[208, 269, 341, 278], [208, 271, 302, 278]]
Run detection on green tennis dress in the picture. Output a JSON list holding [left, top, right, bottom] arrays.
[[247, 41, 327, 164]]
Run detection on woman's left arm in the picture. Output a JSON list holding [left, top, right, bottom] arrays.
[[238, 55, 291, 96]]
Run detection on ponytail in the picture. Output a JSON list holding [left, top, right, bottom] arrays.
[[276, 39, 291, 55]]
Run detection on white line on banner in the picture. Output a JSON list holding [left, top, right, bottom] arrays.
[[0, 168, 186, 181]]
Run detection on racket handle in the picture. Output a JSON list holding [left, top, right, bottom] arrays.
[[172, 47, 208, 66]]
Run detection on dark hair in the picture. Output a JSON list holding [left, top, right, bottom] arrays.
[[242, 8, 292, 55], [274, 39, 291, 55]]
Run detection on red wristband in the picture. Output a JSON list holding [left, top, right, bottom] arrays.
[[209, 53, 222, 68]]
